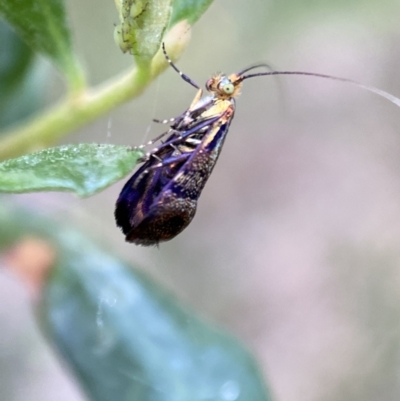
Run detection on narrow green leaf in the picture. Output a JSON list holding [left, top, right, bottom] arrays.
[[0, 203, 272, 400], [0, 144, 143, 197], [40, 233, 272, 401], [0, 21, 44, 130], [0, 0, 84, 90], [169, 0, 214, 27]]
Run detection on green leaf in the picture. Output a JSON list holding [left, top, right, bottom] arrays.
[[40, 233, 272, 401], [0, 0, 84, 90], [0, 203, 272, 401], [169, 0, 214, 27], [113, 0, 213, 63], [114, 0, 173, 63], [0, 21, 44, 130], [0, 144, 143, 197]]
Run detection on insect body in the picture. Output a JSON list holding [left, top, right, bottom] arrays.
[[116, 44, 400, 246], [115, 66, 241, 246]]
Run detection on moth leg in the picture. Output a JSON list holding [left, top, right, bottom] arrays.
[[149, 153, 163, 162], [153, 110, 189, 125], [153, 116, 177, 124], [147, 153, 191, 170], [135, 130, 171, 150], [147, 115, 220, 155]]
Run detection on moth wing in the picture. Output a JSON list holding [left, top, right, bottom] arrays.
[[115, 163, 162, 235]]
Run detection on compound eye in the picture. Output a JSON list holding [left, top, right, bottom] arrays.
[[221, 82, 234, 95]]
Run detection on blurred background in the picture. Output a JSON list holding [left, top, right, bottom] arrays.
[[2, 0, 400, 400]]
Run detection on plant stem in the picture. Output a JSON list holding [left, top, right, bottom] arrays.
[[0, 66, 150, 161]]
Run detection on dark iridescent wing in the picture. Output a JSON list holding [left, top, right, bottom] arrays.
[[115, 101, 235, 246], [159, 119, 232, 201]]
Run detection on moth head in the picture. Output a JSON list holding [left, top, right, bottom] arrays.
[[205, 74, 242, 99]]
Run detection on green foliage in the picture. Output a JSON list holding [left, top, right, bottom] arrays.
[[0, 144, 143, 196], [0, 204, 272, 401], [42, 228, 271, 401], [0, 0, 84, 90], [113, 0, 214, 61], [0, 21, 43, 130], [170, 0, 214, 26], [114, 0, 173, 63]]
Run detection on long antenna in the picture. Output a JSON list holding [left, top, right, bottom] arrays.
[[239, 71, 400, 109], [237, 63, 276, 76], [162, 42, 200, 90]]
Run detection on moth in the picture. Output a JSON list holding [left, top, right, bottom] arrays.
[[115, 44, 400, 246]]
